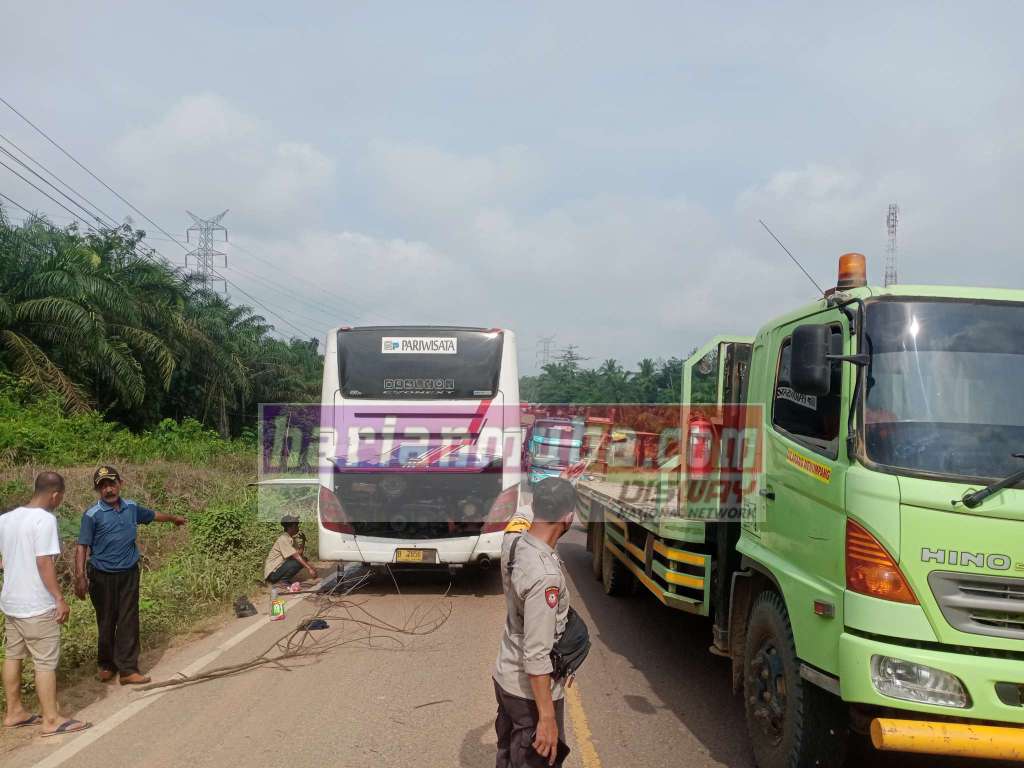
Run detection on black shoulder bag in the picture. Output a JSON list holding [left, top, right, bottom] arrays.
[[508, 536, 591, 681]]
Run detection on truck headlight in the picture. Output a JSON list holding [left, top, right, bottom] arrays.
[[870, 655, 970, 708]]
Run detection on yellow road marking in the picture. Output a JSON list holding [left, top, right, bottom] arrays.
[[565, 681, 603, 768]]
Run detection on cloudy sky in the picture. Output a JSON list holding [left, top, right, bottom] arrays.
[[3, 3, 1022, 372]]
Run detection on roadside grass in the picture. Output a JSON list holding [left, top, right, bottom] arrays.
[[0, 460, 320, 709], [0, 392, 319, 711]]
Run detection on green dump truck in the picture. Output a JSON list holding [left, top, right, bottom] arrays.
[[578, 254, 1024, 766]]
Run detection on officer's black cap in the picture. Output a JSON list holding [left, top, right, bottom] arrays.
[[532, 477, 577, 521]]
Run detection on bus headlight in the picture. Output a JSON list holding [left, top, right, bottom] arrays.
[[870, 655, 970, 708]]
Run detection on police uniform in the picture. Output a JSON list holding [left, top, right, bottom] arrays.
[[492, 506, 570, 767]]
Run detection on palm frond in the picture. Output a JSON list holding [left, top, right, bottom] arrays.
[[110, 323, 177, 388], [0, 330, 91, 412]]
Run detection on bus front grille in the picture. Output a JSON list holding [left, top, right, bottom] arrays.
[[334, 470, 503, 540]]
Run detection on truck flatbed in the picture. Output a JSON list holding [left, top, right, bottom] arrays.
[[578, 474, 710, 615]]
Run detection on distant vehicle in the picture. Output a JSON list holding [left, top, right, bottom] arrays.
[[316, 326, 520, 571], [525, 417, 584, 485]]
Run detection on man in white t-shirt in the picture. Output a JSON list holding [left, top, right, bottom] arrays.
[[0, 472, 91, 736]]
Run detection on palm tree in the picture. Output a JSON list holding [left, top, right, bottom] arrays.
[[0, 208, 325, 434]]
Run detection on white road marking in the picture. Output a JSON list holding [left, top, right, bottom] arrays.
[[32, 597, 307, 768]]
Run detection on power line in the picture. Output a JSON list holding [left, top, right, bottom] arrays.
[[230, 240, 384, 324], [1, 190, 317, 345], [221, 279, 321, 341], [0, 131, 120, 226], [0, 95, 189, 251], [0, 96, 344, 341], [225, 265, 354, 330], [0, 191, 36, 218], [0, 158, 97, 228], [0, 133, 177, 267], [0, 144, 108, 228]]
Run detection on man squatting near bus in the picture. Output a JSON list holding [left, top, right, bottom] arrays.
[[264, 515, 318, 585]]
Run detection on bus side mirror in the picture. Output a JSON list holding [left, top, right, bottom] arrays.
[[791, 324, 831, 396]]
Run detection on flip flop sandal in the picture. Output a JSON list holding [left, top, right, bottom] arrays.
[[9, 714, 42, 728], [41, 719, 92, 737]]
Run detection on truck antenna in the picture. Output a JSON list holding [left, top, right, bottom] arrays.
[[758, 219, 826, 296]]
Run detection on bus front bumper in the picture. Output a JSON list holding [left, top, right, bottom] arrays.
[[838, 632, 1024, 760], [319, 528, 504, 566]]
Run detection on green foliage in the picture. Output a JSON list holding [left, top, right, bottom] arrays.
[[0, 376, 239, 467], [0, 209, 327, 709], [0, 211, 322, 437], [522, 350, 686, 404]]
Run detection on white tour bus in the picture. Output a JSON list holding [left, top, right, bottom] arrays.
[[316, 326, 521, 570]]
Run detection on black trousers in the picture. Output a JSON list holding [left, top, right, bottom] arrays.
[[267, 558, 303, 584], [88, 564, 141, 675], [493, 680, 567, 768]]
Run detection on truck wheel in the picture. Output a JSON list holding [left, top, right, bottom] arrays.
[[590, 522, 604, 581], [601, 527, 634, 596], [743, 591, 848, 768]]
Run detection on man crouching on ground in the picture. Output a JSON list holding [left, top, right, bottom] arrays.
[[74, 466, 186, 685], [492, 477, 576, 767], [264, 515, 318, 586]]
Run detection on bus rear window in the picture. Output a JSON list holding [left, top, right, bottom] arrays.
[[338, 328, 503, 399]]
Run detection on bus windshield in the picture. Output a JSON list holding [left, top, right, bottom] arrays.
[[863, 299, 1024, 481], [338, 327, 503, 399]]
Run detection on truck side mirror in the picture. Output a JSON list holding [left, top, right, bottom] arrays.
[[791, 324, 831, 396]]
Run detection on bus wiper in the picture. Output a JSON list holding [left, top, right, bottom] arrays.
[[957, 454, 1024, 509]]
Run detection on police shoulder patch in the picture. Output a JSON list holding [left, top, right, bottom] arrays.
[[545, 586, 559, 608], [504, 517, 532, 534]]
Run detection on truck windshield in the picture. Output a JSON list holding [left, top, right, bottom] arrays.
[[863, 299, 1024, 481], [529, 421, 583, 468]]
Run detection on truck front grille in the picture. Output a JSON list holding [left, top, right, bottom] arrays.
[[929, 571, 1024, 641]]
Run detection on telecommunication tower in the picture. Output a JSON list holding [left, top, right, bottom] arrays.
[[884, 203, 899, 287], [186, 210, 229, 293]]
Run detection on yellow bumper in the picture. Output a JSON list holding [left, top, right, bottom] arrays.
[[872, 718, 1024, 762]]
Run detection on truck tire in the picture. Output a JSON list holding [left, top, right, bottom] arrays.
[[743, 591, 848, 768], [601, 527, 634, 596], [590, 521, 604, 581]]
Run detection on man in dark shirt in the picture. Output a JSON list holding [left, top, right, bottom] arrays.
[[74, 466, 186, 685]]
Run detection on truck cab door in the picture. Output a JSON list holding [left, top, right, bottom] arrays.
[[760, 309, 851, 617]]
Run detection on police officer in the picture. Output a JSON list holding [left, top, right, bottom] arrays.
[[492, 477, 576, 767]]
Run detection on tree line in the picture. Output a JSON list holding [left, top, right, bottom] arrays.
[[0, 209, 322, 436], [520, 347, 687, 404]]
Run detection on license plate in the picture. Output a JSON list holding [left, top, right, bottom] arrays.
[[395, 548, 435, 563]]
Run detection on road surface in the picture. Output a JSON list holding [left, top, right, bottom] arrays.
[[4, 526, 1010, 768]]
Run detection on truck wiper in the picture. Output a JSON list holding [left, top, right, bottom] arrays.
[[958, 454, 1024, 509]]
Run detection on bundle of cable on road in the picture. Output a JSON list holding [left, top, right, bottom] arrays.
[[136, 565, 453, 693]]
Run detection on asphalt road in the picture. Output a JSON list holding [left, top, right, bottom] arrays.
[[4, 526, 1013, 768]]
